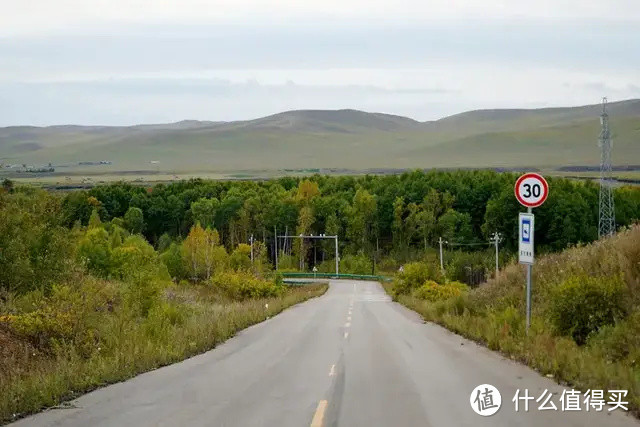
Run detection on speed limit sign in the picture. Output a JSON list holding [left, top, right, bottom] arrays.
[[514, 173, 549, 208]]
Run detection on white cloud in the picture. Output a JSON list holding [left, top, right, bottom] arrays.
[[3, 0, 639, 36], [1, 1, 638, 125]]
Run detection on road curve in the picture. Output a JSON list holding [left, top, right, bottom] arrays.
[[11, 280, 639, 427]]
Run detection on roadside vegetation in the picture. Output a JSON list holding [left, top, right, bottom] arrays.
[[388, 224, 640, 415], [0, 185, 326, 423]]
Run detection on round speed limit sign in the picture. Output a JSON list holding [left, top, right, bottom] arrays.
[[514, 173, 549, 208]]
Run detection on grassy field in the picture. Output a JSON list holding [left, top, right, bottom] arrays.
[[1, 100, 638, 175]]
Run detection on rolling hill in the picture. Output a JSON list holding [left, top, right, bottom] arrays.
[[1, 100, 639, 175]]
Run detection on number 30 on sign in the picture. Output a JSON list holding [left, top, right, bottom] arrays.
[[514, 173, 549, 208]]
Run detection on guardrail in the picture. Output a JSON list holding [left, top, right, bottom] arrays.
[[279, 272, 392, 282]]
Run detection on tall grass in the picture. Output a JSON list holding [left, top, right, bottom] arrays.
[[0, 284, 327, 424]]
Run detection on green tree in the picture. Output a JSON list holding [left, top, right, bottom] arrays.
[[88, 208, 102, 229], [348, 189, 377, 252], [77, 227, 112, 276], [156, 232, 172, 253], [124, 206, 145, 234], [438, 209, 473, 243], [190, 197, 219, 229], [160, 242, 187, 280]]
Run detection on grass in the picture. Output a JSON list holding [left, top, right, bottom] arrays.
[[0, 283, 327, 424], [384, 224, 640, 416]]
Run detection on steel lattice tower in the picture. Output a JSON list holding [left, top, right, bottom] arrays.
[[598, 97, 615, 238]]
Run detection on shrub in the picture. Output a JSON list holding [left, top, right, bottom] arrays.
[[548, 275, 628, 344], [160, 242, 187, 280], [402, 262, 430, 288], [587, 310, 640, 365], [230, 244, 252, 272], [445, 250, 491, 285], [8, 306, 75, 348], [392, 262, 443, 295], [340, 253, 372, 275], [412, 281, 464, 302], [210, 272, 283, 300]]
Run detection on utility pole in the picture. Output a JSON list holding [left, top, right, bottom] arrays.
[[598, 97, 615, 238], [335, 235, 339, 276], [274, 226, 278, 271], [438, 237, 445, 275], [489, 232, 501, 278]]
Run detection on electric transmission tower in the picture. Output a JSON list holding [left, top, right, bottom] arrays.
[[598, 97, 615, 238]]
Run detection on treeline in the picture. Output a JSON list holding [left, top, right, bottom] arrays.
[[60, 170, 640, 264]]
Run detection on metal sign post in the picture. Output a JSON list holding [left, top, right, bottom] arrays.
[[515, 173, 548, 333], [519, 209, 534, 330]]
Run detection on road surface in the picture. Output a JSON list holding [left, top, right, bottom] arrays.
[[12, 280, 639, 427]]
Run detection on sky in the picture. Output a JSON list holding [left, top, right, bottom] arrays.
[[1, 0, 639, 126]]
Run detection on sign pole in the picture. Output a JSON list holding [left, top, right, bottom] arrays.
[[514, 173, 548, 335], [526, 207, 532, 332]]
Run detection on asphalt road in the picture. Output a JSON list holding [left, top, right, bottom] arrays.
[[12, 280, 639, 427]]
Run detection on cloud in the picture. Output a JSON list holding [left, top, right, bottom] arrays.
[[1, 4, 639, 125], [4, 0, 639, 36]]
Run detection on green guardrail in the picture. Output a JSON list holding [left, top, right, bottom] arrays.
[[280, 272, 392, 282]]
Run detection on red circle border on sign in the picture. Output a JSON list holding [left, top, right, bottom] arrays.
[[514, 173, 549, 208]]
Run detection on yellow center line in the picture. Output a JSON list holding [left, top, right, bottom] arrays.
[[311, 400, 328, 427], [329, 364, 336, 376]]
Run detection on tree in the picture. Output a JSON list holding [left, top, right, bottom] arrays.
[[438, 209, 473, 243], [77, 227, 112, 276], [190, 197, 219, 229], [295, 205, 314, 270], [348, 189, 377, 251], [181, 223, 223, 281], [124, 207, 144, 234], [182, 223, 206, 280], [88, 208, 102, 229], [296, 179, 320, 203], [160, 242, 186, 280], [156, 233, 172, 253], [392, 197, 406, 249]]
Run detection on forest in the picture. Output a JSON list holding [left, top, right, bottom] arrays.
[[57, 170, 640, 281]]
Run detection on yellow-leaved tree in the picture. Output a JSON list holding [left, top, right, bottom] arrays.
[[182, 223, 223, 281]]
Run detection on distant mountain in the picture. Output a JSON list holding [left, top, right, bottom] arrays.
[[1, 100, 638, 172]]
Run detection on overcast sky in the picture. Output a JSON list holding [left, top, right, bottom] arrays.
[[1, 0, 639, 126]]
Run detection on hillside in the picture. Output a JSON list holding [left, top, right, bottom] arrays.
[[1, 99, 639, 174]]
